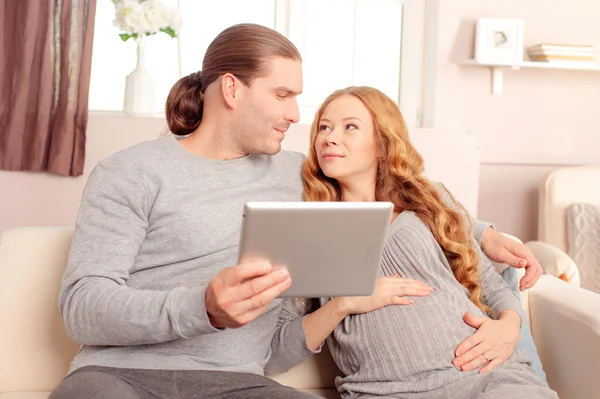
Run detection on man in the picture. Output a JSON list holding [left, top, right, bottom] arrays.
[[50, 23, 542, 399]]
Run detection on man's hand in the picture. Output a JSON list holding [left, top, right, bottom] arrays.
[[481, 228, 543, 290], [205, 262, 291, 329], [453, 311, 521, 373]]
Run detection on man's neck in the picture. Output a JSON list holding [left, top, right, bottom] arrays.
[[180, 119, 247, 161]]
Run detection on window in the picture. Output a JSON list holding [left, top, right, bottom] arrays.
[[89, 0, 424, 126], [282, 0, 404, 123], [88, 0, 272, 113], [88, 0, 179, 112], [178, 1, 277, 76]]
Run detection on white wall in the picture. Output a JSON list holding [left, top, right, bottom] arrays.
[[426, 0, 600, 240], [0, 114, 481, 234]]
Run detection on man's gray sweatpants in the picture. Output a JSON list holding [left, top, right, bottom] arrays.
[[48, 366, 320, 399]]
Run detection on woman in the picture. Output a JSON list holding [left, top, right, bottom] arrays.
[[266, 87, 557, 399]]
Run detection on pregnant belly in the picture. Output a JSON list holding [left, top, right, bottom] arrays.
[[330, 290, 487, 380]]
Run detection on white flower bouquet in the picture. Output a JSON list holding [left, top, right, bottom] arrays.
[[112, 0, 182, 42]]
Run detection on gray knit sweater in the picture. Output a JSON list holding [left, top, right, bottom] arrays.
[[59, 135, 313, 375], [266, 211, 531, 397]]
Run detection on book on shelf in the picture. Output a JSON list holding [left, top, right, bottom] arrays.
[[527, 59, 600, 68], [530, 54, 596, 62], [526, 43, 597, 65], [528, 49, 596, 57], [527, 43, 595, 52]]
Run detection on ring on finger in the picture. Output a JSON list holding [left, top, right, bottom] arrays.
[[482, 353, 490, 362]]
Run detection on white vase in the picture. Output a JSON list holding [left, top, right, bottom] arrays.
[[123, 36, 156, 116]]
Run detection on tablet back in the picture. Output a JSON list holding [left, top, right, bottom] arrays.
[[238, 201, 394, 298]]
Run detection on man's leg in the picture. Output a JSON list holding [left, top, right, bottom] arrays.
[[501, 267, 548, 383], [48, 366, 143, 399], [176, 370, 322, 399]]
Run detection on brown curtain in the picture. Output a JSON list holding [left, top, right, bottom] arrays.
[[0, 0, 96, 177]]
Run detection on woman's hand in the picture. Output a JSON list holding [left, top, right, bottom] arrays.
[[453, 310, 521, 373], [303, 275, 431, 351], [337, 274, 433, 315]]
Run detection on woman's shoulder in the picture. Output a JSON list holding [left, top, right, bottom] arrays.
[[390, 211, 429, 234], [387, 211, 439, 250]]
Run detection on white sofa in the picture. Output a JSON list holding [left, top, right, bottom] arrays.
[[520, 166, 600, 399], [526, 166, 600, 288], [1, 226, 600, 399]]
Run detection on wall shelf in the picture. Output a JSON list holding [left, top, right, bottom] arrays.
[[459, 59, 600, 95]]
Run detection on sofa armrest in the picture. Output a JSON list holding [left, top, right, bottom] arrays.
[[524, 241, 580, 286], [0, 227, 79, 394], [528, 275, 600, 399]]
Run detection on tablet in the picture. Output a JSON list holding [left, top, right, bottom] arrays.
[[237, 201, 394, 298]]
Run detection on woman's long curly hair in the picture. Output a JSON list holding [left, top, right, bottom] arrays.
[[302, 86, 490, 314]]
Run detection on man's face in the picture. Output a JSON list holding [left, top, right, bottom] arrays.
[[235, 57, 303, 155]]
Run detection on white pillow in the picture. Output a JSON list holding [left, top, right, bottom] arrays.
[[525, 241, 580, 285], [566, 203, 600, 294]]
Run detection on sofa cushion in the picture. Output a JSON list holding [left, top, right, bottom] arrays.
[[0, 392, 50, 399], [566, 203, 600, 293], [0, 227, 80, 394]]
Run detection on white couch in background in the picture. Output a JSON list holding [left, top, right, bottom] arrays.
[[526, 166, 600, 291], [524, 166, 600, 399]]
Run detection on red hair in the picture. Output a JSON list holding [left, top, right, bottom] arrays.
[[302, 87, 491, 314]]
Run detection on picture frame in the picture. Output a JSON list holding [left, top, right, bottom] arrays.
[[474, 18, 525, 65]]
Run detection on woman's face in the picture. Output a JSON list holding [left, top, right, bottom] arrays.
[[314, 95, 379, 184]]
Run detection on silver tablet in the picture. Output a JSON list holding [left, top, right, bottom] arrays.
[[237, 201, 394, 298]]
